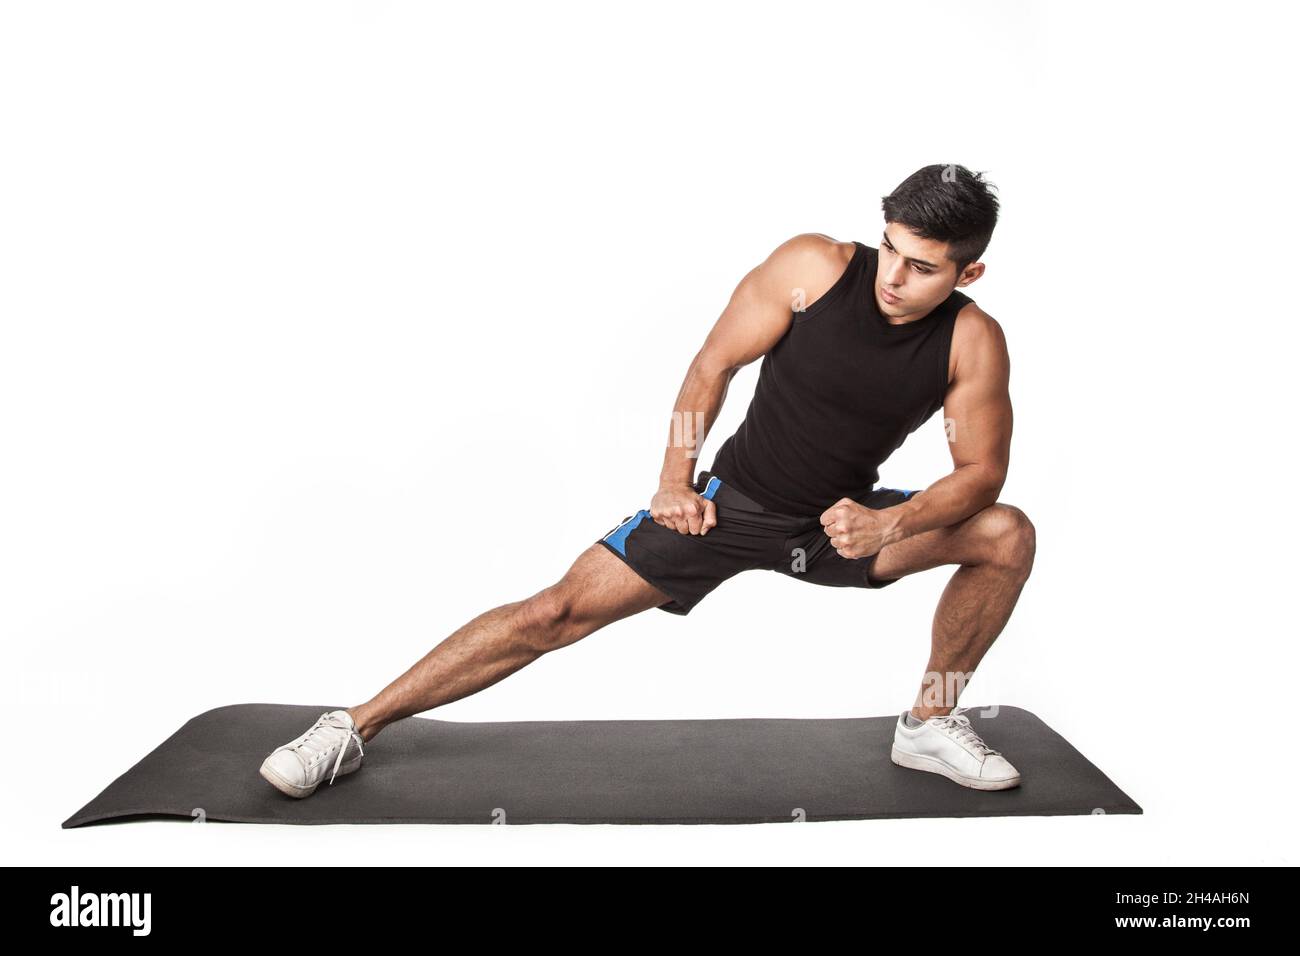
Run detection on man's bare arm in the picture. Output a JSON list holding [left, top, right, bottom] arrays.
[[874, 306, 1013, 547], [651, 233, 831, 534]]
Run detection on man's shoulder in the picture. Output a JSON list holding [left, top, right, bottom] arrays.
[[953, 300, 1004, 343], [763, 232, 860, 278], [760, 233, 862, 311], [948, 301, 1009, 384]]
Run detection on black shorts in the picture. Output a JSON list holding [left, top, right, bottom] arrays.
[[596, 469, 920, 615]]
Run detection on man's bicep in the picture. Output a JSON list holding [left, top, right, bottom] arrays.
[[695, 236, 820, 372], [942, 316, 1013, 481]]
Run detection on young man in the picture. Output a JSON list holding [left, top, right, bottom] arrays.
[[260, 164, 1036, 799]]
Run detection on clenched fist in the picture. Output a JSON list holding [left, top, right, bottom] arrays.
[[651, 483, 717, 535], [820, 497, 889, 559]]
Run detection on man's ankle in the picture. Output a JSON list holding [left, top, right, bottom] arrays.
[[346, 707, 381, 742], [911, 707, 952, 722]]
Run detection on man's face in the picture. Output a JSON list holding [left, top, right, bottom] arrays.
[[876, 224, 981, 317]]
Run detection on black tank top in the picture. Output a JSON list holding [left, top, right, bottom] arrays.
[[709, 240, 972, 516]]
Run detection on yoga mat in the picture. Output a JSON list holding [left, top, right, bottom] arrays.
[[62, 703, 1140, 827]]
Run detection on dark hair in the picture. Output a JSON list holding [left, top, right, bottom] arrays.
[[880, 164, 1000, 275]]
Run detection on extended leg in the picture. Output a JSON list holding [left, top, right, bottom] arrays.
[[345, 543, 670, 741], [867, 502, 1036, 719]]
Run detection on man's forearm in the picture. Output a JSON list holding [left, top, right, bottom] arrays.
[[658, 353, 734, 487], [878, 464, 1004, 546]]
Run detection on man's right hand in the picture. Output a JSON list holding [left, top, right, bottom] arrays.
[[650, 483, 717, 535]]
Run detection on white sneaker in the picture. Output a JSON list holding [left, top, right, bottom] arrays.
[[260, 709, 366, 799], [890, 705, 1021, 790]]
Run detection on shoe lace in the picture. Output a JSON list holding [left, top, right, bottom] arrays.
[[931, 706, 1001, 757], [294, 712, 366, 786]]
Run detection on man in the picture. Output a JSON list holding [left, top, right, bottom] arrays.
[[259, 163, 1036, 799]]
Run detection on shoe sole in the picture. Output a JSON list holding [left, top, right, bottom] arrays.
[[890, 745, 1021, 791], [259, 755, 363, 799]]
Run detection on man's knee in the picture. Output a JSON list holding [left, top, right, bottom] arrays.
[[513, 585, 580, 653], [971, 503, 1036, 579]]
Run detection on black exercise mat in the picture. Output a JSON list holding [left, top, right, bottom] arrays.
[[62, 703, 1141, 827]]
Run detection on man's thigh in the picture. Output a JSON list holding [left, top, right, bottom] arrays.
[[558, 542, 680, 625], [595, 470, 779, 615], [866, 498, 1027, 584], [779, 486, 982, 590]]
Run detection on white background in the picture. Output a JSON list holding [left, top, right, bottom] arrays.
[[3, 0, 1295, 865]]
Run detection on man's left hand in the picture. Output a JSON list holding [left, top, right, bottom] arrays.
[[819, 498, 891, 559]]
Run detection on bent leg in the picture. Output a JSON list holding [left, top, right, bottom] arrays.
[[346, 543, 670, 741], [867, 503, 1036, 720]]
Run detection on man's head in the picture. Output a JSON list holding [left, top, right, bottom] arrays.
[[875, 164, 999, 316]]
